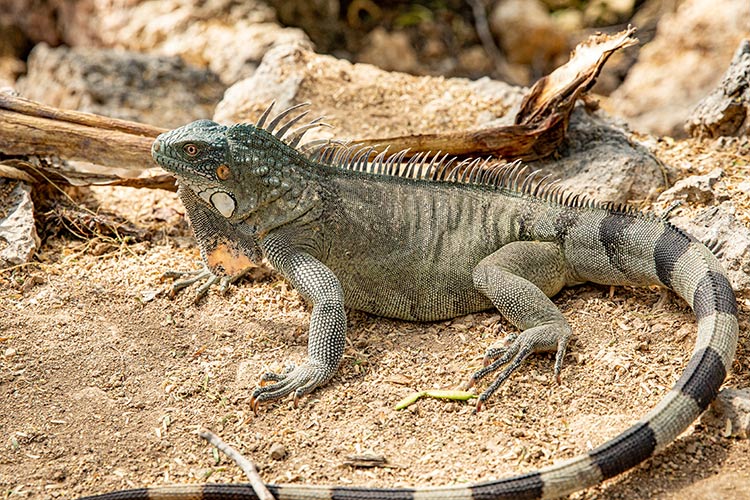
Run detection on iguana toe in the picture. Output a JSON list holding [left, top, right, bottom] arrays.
[[250, 361, 331, 412], [469, 323, 571, 408], [162, 262, 243, 302]]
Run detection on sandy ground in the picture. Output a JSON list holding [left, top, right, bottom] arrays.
[[1, 136, 749, 499]]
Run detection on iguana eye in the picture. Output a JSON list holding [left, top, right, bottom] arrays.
[[183, 143, 199, 156], [216, 164, 232, 180]]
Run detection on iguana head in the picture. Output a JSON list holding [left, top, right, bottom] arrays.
[[152, 118, 312, 224]]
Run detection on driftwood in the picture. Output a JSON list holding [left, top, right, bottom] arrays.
[[353, 27, 638, 159], [686, 39, 750, 138], [0, 90, 175, 190], [0, 28, 636, 190]]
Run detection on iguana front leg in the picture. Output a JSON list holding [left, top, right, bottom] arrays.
[[469, 241, 574, 411], [163, 265, 245, 301], [250, 233, 346, 412], [165, 185, 261, 301]]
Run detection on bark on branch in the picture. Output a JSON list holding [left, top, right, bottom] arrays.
[[0, 90, 175, 190], [353, 27, 638, 159], [0, 28, 636, 190]]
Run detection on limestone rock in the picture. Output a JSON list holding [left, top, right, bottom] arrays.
[[215, 43, 664, 205], [609, 0, 750, 137], [686, 39, 750, 138], [702, 388, 750, 439], [0, 179, 39, 267], [59, 0, 310, 85], [0, 0, 310, 86], [489, 0, 568, 71], [670, 202, 750, 293], [531, 108, 664, 204], [16, 43, 225, 128], [657, 168, 727, 205]]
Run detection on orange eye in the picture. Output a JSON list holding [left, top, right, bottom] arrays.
[[216, 164, 232, 180], [183, 144, 199, 156]]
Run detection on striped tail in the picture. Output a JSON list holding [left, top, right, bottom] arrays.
[[79, 223, 738, 500]]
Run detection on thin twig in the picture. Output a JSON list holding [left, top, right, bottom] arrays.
[[198, 429, 275, 500]]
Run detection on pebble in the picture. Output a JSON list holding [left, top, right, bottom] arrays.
[[4, 347, 17, 358], [270, 442, 287, 460]]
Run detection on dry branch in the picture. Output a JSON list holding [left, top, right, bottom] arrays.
[[0, 90, 174, 190], [0, 29, 636, 191], [198, 429, 274, 500], [353, 27, 638, 160]]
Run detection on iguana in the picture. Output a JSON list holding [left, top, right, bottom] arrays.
[[82, 103, 738, 499]]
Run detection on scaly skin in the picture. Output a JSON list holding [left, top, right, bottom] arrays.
[[81, 104, 739, 499]]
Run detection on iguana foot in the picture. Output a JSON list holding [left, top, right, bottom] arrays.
[[162, 263, 244, 303], [466, 323, 570, 411], [249, 361, 332, 413]]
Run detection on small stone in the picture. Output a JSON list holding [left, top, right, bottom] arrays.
[[702, 387, 750, 439], [4, 347, 17, 358], [0, 180, 39, 267], [269, 442, 287, 460], [657, 168, 725, 205], [609, 0, 750, 137]]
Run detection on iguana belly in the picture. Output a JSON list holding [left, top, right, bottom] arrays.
[[328, 254, 494, 321]]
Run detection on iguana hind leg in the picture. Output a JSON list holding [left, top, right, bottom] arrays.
[[470, 241, 573, 410]]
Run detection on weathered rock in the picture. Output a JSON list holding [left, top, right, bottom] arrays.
[[657, 168, 728, 205], [686, 39, 750, 138], [702, 388, 750, 439], [0, 0, 310, 85], [16, 43, 225, 128], [671, 201, 750, 292], [57, 0, 310, 85], [531, 108, 664, 204], [489, 0, 568, 72], [215, 43, 664, 204], [609, 0, 750, 137], [0, 179, 39, 267]]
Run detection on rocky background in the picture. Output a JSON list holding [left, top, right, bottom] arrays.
[[1, 1, 750, 499], [0, 0, 746, 135]]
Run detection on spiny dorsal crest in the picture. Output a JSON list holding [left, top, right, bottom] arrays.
[[255, 101, 644, 215]]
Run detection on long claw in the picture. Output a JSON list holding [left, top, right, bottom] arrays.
[[162, 261, 248, 302], [250, 361, 332, 411], [469, 323, 571, 406]]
